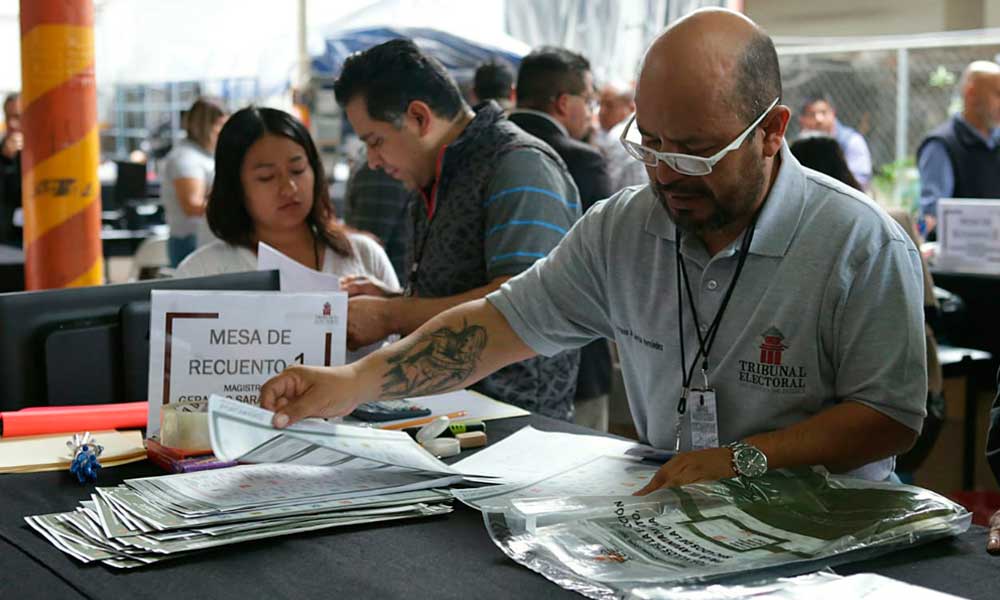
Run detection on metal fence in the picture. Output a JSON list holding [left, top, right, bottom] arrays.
[[776, 30, 1000, 210], [101, 77, 261, 162]]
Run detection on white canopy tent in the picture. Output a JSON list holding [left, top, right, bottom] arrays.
[[0, 0, 730, 95]]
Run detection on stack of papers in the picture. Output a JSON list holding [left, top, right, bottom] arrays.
[[26, 468, 453, 568], [25, 396, 477, 569]]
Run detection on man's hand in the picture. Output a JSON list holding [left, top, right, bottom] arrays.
[[635, 447, 736, 495], [1, 132, 22, 159], [340, 275, 399, 298], [347, 296, 396, 350], [259, 364, 362, 429], [989, 509, 1000, 554]]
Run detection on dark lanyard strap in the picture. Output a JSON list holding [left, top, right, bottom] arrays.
[[404, 219, 434, 297], [675, 207, 763, 416], [404, 147, 447, 297]]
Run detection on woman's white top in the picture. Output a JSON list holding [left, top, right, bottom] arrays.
[[161, 139, 214, 239], [176, 232, 399, 291]]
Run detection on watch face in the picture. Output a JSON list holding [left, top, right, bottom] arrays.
[[735, 447, 767, 477]]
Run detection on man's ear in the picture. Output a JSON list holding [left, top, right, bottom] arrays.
[[551, 93, 571, 119], [762, 105, 791, 158], [406, 100, 434, 136]]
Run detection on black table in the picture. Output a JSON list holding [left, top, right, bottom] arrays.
[[1, 414, 996, 600], [932, 270, 1000, 360], [101, 225, 168, 259]]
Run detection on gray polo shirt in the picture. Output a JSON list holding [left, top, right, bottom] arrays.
[[488, 143, 927, 480]]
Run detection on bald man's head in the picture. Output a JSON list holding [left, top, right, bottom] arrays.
[[637, 8, 781, 124], [960, 60, 1000, 131], [599, 81, 634, 131], [629, 8, 789, 249]]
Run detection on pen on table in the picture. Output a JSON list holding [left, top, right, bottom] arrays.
[[382, 411, 468, 430]]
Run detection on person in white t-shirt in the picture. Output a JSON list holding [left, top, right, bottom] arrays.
[[162, 98, 228, 266], [177, 106, 398, 294]]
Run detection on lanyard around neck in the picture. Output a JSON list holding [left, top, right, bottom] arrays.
[[674, 206, 763, 415]]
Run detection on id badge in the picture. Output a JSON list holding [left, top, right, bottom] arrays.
[[689, 388, 719, 450]]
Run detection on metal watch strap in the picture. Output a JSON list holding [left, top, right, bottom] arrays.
[[727, 440, 767, 477]]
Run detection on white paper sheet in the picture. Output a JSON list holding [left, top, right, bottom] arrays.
[[257, 241, 341, 292], [128, 463, 459, 513], [451, 425, 636, 483], [208, 395, 459, 476], [628, 571, 968, 600], [454, 455, 657, 512]]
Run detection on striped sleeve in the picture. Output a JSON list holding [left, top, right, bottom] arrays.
[[483, 148, 582, 279]]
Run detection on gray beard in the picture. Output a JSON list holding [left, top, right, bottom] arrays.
[[651, 164, 766, 237]]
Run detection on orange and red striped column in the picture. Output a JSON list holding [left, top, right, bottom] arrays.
[[19, 0, 103, 290]]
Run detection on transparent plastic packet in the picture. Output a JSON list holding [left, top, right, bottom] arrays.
[[482, 467, 971, 599]]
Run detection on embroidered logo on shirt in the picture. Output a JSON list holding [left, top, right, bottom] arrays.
[[759, 326, 787, 364], [738, 327, 807, 393]]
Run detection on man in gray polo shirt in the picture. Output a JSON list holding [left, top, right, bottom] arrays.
[[260, 9, 926, 492]]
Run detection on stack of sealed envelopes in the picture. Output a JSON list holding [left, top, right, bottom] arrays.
[[26, 396, 476, 569]]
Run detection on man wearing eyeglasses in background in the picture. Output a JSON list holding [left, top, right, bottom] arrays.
[[259, 8, 927, 493], [509, 47, 613, 213], [509, 47, 615, 432]]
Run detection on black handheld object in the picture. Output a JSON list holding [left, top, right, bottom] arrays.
[[351, 400, 431, 422]]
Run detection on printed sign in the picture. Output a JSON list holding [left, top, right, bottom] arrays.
[[146, 290, 347, 439], [937, 198, 1000, 273]]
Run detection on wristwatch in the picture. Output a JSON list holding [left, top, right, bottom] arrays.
[[727, 441, 768, 478]]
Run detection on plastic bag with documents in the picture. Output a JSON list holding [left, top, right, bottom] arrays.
[[482, 467, 971, 599]]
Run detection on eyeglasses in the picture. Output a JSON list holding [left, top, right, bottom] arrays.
[[619, 97, 780, 176], [567, 92, 599, 113]]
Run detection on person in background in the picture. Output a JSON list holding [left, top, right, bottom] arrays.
[[509, 47, 613, 430], [471, 61, 516, 112], [0, 92, 22, 246], [333, 39, 581, 420], [259, 9, 925, 492], [595, 80, 648, 191], [917, 60, 1000, 236], [343, 150, 415, 283], [176, 106, 397, 295], [798, 93, 873, 190], [510, 47, 612, 213], [162, 98, 227, 267], [788, 136, 862, 191]]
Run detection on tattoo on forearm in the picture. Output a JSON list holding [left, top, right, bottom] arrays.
[[381, 319, 488, 397]]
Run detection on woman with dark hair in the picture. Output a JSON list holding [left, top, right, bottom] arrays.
[[177, 106, 398, 295], [789, 135, 863, 191]]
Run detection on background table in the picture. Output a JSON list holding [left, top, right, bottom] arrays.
[[0, 414, 995, 600]]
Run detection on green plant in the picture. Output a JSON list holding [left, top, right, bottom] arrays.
[[871, 157, 919, 213]]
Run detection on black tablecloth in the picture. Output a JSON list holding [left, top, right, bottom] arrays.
[[0, 414, 995, 600]]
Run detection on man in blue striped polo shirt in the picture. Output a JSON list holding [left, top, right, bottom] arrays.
[[334, 39, 582, 420]]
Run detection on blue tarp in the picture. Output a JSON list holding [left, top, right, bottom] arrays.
[[312, 26, 525, 83]]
